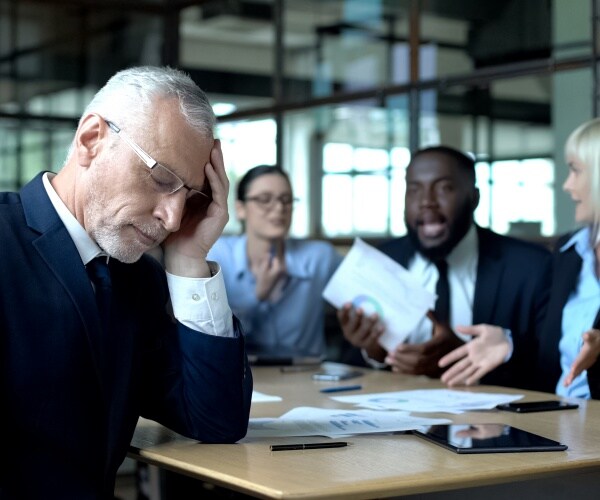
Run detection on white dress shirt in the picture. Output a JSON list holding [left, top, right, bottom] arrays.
[[406, 224, 478, 344]]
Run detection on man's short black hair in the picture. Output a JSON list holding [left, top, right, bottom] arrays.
[[409, 146, 476, 185]]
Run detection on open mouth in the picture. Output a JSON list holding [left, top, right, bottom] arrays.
[[417, 214, 448, 240]]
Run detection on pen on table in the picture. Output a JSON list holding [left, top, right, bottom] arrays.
[[319, 384, 362, 393], [270, 442, 350, 451]]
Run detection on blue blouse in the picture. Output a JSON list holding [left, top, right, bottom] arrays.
[[207, 235, 342, 356], [556, 227, 600, 398]]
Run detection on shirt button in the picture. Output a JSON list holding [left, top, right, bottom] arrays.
[[192, 293, 200, 301], [211, 292, 218, 301]]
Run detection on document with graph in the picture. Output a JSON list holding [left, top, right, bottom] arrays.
[[246, 407, 451, 438], [323, 238, 435, 351]]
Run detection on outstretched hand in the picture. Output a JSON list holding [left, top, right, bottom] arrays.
[[564, 328, 600, 387], [384, 311, 463, 377], [438, 324, 510, 386]]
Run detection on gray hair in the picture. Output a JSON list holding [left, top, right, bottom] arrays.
[[82, 65, 216, 136], [565, 118, 600, 239], [64, 66, 215, 163]]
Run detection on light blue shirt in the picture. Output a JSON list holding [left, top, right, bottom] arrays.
[[556, 227, 600, 398], [207, 235, 342, 356]]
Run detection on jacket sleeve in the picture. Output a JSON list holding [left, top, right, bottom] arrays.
[[137, 257, 253, 443]]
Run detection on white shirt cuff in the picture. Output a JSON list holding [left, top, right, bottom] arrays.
[[166, 262, 234, 337]]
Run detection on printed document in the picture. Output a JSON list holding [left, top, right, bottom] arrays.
[[246, 407, 451, 438], [322, 238, 435, 351], [331, 389, 523, 414], [252, 391, 283, 403]]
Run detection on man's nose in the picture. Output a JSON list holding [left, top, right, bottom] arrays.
[[155, 191, 186, 232], [420, 187, 437, 206]]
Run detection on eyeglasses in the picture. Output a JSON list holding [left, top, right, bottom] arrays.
[[244, 194, 298, 211], [105, 120, 208, 201]]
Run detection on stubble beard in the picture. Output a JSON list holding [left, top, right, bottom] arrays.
[[86, 183, 148, 264]]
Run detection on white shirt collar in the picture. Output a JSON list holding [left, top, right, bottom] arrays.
[[42, 172, 106, 266]]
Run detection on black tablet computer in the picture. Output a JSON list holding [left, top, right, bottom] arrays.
[[413, 424, 568, 454]]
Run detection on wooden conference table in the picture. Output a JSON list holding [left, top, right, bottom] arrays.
[[130, 365, 600, 499]]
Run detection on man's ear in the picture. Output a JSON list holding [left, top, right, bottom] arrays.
[[75, 114, 105, 167], [472, 187, 480, 210]]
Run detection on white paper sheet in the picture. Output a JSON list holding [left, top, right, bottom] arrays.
[[322, 238, 435, 351], [252, 391, 283, 403], [331, 389, 523, 414], [246, 407, 451, 438]]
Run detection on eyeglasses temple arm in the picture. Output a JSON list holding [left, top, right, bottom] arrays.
[[104, 119, 157, 169]]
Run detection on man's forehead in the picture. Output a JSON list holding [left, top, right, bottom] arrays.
[[407, 154, 466, 179]]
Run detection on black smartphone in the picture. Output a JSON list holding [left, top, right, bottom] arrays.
[[496, 400, 579, 413], [312, 369, 363, 381]]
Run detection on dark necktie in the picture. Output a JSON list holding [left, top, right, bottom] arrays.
[[86, 257, 114, 375], [434, 260, 450, 323]]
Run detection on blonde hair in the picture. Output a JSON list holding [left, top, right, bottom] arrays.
[[565, 118, 600, 241]]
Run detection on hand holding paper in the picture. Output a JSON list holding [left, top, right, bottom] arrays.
[[323, 238, 436, 352]]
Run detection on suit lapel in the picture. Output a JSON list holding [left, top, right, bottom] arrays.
[[472, 229, 503, 324], [21, 174, 108, 396], [551, 247, 582, 323], [593, 305, 600, 329]]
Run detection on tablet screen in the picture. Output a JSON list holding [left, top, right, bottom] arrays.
[[413, 424, 568, 454]]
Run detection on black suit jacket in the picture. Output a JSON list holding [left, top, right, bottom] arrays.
[[345, 226, 551, 389], [535, 232, 600, 398], [0, 173, 253, 499]]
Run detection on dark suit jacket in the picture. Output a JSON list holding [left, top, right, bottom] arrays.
[[535, 232, 600, 398], [0, 173, 253, 499], [345, 226, 551, 389]]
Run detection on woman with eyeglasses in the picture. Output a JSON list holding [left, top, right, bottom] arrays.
[[207, 165, 342, 357]]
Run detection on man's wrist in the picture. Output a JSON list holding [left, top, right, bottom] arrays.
[[164, 253, 211, 278]]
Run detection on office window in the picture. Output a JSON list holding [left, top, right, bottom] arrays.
[[322, 143, 554, 238], [217, 118, 277, 234], [322, 143, 410, 237], [483, 158, 555, 236]]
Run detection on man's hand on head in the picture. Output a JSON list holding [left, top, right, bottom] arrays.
[[163, 140, 229, 277]]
